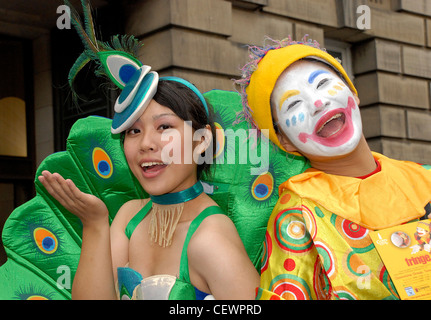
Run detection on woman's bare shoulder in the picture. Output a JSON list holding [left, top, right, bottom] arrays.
[[112, 198, 150, 227]]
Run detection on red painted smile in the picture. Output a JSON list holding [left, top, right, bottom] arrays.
[[298, 96, 357, 147]]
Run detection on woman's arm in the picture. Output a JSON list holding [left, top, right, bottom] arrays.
[[38, 170, 117, 299], [188, 214, 260, 300]]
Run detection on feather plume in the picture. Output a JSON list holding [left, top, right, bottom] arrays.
[[81, 0, 98, 50], [68, 51, 91, 102], [64, 0, 99, 55], [65, 0, 144, 104], [102, 35, 143, 57]]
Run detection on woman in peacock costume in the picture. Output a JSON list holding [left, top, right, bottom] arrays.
[[0, 1, 309, 300]]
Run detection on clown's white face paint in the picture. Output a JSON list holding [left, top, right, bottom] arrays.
[[272, 60, 362, 158]]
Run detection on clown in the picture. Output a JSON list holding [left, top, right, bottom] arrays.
[[236, 36, 431, 300], [411, 221, 431, 254]]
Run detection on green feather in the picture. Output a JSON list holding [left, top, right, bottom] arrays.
[[80, 0, 98, 50], [102, 35, 143, 58], [68, 52, 91, 102], [64, 0, 98, 54], [64, 0, 144, 98]]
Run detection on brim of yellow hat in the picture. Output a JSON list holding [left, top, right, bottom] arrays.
[[246, 44, 357, 154]]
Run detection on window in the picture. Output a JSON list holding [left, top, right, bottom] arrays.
[[325, 38, 354, 81]]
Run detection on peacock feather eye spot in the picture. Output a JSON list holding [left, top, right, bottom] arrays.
[[251, 172, 274, 201], [33, 227, 58, 255], [98, 160, 110, 176], [92, 147, 113, 179], [214, 122, 225, 159]]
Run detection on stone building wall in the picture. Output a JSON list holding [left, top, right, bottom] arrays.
[[124, 0, 431, 164]]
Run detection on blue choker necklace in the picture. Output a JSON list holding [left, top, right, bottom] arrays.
[[150, 181, 204, 205]]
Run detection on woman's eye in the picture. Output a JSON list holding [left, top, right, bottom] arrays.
[[158, 124, 171, 130], [317, 78, 330, 89], [126, 128, 140, 135]]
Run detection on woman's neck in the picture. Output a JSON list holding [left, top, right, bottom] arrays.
[[150, 180, 203, 205], [308, 136, 377, 177]]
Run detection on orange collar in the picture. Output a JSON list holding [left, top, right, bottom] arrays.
[[281, 152, 431, 230]]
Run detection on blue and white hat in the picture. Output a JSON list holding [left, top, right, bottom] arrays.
[[97, 51, 208, 134]]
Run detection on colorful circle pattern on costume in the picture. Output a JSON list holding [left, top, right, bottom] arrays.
[[301, 205, 317, 240], [378, 264, 398, 298], [261, 231, 272, 273], [33, 227, 58, 255], [92, 147, 113, 179], [333, 286, 358, 300], [251, 171, 274, 201], [313, 257, 332, 299], [314, 240, 337, 279], [274, 209, 313, 253], [343, 251, 371, 279], [270, 274, 311, 300], [331, 215, 373, 253]]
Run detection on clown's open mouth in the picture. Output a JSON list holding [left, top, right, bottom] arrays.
[[316, 113, 346, 138]]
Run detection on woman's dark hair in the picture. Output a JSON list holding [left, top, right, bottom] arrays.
[[121, 79, 216, 179]]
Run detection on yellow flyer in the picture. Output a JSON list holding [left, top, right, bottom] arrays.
[[370, 219, 431, 300]]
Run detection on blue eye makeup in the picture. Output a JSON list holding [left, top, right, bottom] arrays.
[[308, 70, 330, 84]]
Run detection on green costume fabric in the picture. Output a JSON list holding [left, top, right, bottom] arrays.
[[0, 89, 309, 300]]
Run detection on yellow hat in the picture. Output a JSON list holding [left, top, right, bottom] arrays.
[[245, 43, 357, 152]]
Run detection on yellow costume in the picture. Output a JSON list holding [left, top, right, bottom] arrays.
[[257, 153, 431, 300], [236, 37, 431, 300]]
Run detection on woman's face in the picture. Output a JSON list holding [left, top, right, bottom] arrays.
[[123, 99, 202, 196], [271, 60, 362, 158]]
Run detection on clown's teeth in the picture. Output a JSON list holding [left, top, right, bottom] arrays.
[[316, 113, 342, 134]]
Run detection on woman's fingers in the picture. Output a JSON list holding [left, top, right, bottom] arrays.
[[39, 171, 79, 210], [38, 170, 108, 225]]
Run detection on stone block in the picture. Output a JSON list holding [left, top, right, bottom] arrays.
[[170, 0, 232, 35], [361, 105, 406, 139], [139, 29, 247, 77], [367, 137, 382, 154], [361, 106, 381, 138], [367, 0, 393, 10], [342, 2, 425, 45], [407, 110, 431, 141], [159, 68, 238, 93], [294, 23, 325, 46], [136, 30, 173, 71], [230, 8, 294, 45], [263, 0, 340, 28], [378, 138, 431, 164], [403, 45, 431, 79], [393, 0, 431, 17], [354, 73, 379, 106], [355, 72, 429, 109], [427, 19, 431, 47], [125, 0, 232, 37], [353, 39, 401, 74], [228, 0, 268, 10]]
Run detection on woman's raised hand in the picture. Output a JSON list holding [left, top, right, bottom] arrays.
[[38, 170, 109, 228]]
